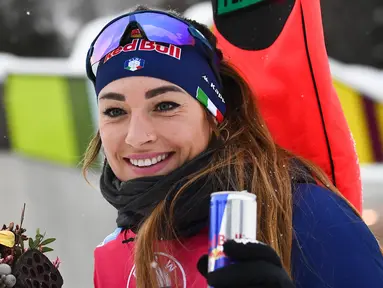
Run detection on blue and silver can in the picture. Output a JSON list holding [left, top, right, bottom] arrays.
[[208, 191, 257, 274]]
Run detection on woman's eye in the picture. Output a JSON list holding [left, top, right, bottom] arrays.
[[155, 102, 179, 112], [103, 108, 126, 118]]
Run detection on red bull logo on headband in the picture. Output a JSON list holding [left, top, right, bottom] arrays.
[[103, 39, 182, 63]]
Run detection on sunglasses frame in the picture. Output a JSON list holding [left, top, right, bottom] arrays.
[[86, 10, 222, 87]]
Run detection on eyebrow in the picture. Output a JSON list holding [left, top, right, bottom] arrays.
[[99, 92, 125, 101], [145, 85, 184, 99], [98, 85, 184, 101]]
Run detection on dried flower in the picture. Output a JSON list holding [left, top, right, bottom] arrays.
[[4, 255, 13, 265], [52, 257, 61, 269], [1, 203, 60, 278]]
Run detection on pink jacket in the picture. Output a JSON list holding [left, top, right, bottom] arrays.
[[94, 228, 209, 287]]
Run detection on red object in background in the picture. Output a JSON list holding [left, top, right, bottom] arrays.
[[213, 0, 362, 211]]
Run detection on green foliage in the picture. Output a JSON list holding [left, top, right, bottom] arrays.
[[28, 229, 56, 254]]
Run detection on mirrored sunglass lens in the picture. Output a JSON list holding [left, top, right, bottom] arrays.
[[91, 16, 131, 65], [135, 14, 193, 45], [91, 13, 194, 66]]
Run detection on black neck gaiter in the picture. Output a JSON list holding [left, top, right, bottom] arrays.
[[99, 143, 222, 238]]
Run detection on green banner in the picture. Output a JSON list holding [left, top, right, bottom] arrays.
[[217, 0, 265, 15]]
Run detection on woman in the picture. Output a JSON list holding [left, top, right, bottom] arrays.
[[83, 5, 383, 288]]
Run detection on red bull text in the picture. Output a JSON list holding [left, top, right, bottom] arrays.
[[103, 39, 182, 63], [208, 191, 257, 281]]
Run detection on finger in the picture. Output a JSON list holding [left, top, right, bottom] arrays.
[[223, 240, 283, 267], [207, 261, 294, 288], [197, 254, 209, 279]]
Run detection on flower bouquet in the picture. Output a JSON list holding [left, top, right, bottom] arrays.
[[0, 204, 63, 288]]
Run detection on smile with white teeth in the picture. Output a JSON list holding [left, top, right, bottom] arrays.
[[129, 153, 169, 167]]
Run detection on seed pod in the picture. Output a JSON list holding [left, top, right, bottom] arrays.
[[4, 274, 16, 287], [0, 264, 11, 276]]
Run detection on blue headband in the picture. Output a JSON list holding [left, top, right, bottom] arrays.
[[95, 39, 226, 122]]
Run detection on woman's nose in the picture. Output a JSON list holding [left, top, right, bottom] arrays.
[[124, 114, 157, 148]]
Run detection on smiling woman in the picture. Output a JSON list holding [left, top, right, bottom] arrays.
[[97, 77, 212, 181], [82, 4, 383, 288]]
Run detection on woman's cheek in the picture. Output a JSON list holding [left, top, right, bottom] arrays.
[[100, 124, 125, 151]]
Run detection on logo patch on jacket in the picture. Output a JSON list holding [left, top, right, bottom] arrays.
[[127, 252, 186, 288]]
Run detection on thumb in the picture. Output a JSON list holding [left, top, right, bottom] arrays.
[[197, 254, 209, 279]]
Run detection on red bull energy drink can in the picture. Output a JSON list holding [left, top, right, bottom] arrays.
[[208, 191, 257, 275]]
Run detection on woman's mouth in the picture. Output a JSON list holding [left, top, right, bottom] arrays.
[[124, 152, 174, 176], [128, 153, 170, 167]]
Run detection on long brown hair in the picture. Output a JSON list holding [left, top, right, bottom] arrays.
[[82, 6, 364, 287]]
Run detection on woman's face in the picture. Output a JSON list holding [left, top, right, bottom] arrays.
[[98, 76, 212, 182]]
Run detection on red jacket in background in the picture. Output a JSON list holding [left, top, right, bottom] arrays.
[[213, 0, 362, 211]]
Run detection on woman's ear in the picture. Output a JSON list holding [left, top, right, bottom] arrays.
[[206, 112, 220, 138]]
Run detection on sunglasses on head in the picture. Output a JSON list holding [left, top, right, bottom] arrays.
[[86, 10, 222, 85]]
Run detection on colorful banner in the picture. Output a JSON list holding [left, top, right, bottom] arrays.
[[1, 73, 94, 166]]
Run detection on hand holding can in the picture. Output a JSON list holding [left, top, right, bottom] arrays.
[[208, 191, 257, 273]]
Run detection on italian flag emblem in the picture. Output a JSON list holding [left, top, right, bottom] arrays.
[[196, 87, 224, 123]]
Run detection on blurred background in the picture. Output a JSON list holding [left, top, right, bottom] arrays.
[[0, 0, 382, 287]]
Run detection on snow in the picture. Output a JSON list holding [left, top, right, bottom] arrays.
[[0, 53, 15, 81], [183, 2, 213, 26], [0, 53, 83, 77], [360, 164, 383, 183]]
